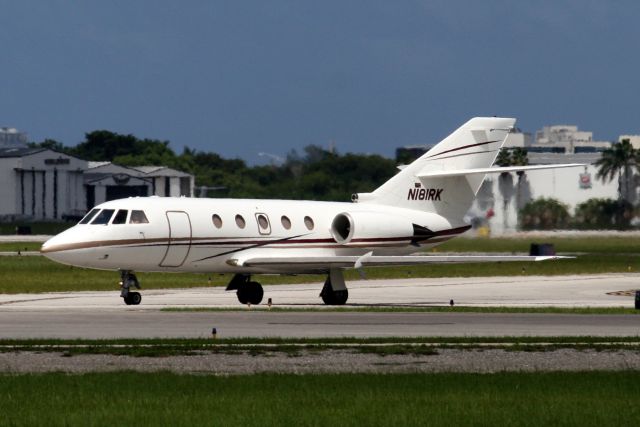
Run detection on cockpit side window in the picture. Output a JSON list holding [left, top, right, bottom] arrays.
[[79, 209, 100, 224], [112, 209, 128, 225], [130, 210, 149, 224], [91, 209, 115, 225]]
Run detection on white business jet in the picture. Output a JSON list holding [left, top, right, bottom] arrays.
[[41, 117, 580, 306]]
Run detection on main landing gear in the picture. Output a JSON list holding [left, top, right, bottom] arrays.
[[120, 270, 142, 305], [227, 274, 264, 305], [320, 269, 349, 305], [226, 269, 349, 306]]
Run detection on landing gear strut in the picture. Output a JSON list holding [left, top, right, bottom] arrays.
[[226, 274, 264, 305], [320, 269, 348, 305], [120, 271, 142, 305]]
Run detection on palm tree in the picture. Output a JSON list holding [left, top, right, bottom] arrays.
[[494, 148, 531, 228], [511, 147, 529, 170], [495, 148, 513, 168], [595, 139, 636, 202], [510, 148, 530, 211]]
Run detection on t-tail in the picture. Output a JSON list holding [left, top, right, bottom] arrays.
[[354, 117, 515, 223]]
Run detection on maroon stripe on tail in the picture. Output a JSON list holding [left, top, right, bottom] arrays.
[[426, 140, 500, 159]]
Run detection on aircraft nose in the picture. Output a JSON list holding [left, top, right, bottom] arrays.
[[40, 236, 54, 253], [40, 235, 55, 253], [40, 230, 79, 265], [40, 234, 65, 261]]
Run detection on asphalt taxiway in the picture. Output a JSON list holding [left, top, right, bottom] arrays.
[[0, 274, 638, 338], [1, 310, 639, 339]]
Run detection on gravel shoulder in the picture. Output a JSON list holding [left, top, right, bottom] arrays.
[[2, 348, 640, 374]]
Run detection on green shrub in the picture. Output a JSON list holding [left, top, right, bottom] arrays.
[[519, 198, 570, 230], [573, 198, 634, 230]]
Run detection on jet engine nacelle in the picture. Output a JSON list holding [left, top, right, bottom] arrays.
[[330, 211, 414, 245]]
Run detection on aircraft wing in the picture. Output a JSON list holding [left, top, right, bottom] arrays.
[[397, 159, 577, 176], [228, 254, 569, 269], [416, 164, 584, 179]]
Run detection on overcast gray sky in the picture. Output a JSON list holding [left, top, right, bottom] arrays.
[[1, 1, 638, 163]]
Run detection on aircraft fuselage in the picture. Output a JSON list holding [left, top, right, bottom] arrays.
[[41, 196, 459, 274]]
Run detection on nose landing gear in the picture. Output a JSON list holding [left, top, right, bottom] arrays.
[[123, 291, 142, 305], [120, 271, 142, 305]]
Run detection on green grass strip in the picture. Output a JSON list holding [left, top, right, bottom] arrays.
[[0, 242, 42, 252], [1, 372, 640, 426]]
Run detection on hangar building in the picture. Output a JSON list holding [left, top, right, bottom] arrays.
[[0, 147, 87, 221], [85, 163, 194, 208], [0, 149, 195, 221]]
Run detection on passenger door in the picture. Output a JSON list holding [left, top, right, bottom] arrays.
[[159, 211, 192, 267]]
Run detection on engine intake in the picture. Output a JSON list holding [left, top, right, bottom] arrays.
[[330, 211, 415, 245], [331, 213, 354, 244]]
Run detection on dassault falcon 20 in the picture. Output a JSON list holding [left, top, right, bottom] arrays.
[[41, 117, 580, 306]]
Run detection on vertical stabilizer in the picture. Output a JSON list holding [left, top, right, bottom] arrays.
[[364, 117, 515, 223]]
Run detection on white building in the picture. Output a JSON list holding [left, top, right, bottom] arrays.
[[502, 129, 532, 148], [0, 149, 196, 221], [132, 166, 194, 198], [84, 162, 154, 209], [469, 153, 620, 234], [532, 125, 611, 153], [0, 127, 28, 148], [0, 123, 196, 221], [0, 147, 87, 221], [84, 163, 195, 210]]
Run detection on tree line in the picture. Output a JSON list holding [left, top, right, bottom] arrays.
[[30, 131, 398, 202]]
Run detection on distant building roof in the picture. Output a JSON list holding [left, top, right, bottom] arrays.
[[132, 166, 192, 178], [87, 161, 111, 169], [83, 162, 149, 184], [0, 147, 45, 158], [132, 166, 164, 174], [528, 152, 602, 165]]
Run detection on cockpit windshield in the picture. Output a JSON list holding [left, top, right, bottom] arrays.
[[130, 210, 149, 224], [112, 209, 128, 224], [78, 209, 100, 224], [91, 209, 115, 225], [79, 208, 147, 225]]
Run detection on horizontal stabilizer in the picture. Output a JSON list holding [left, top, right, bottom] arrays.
[[416, 164, 584, 179], [229, 255, 570, 269]]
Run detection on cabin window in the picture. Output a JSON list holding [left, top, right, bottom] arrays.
[[91, 209, 115, 225], [212, 214, 223, 228], [130, 210, 149, 224], [235, 214, 246, 229], [112, 209, 128, 224], [304, 216, 314, 230], [281, 215, 291, 230], [257, 214, 269, 230], [79, 209, 100, 224]]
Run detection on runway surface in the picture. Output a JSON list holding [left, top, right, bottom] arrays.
[[1, 310, 639, 339], [1, 274, 639, 338]]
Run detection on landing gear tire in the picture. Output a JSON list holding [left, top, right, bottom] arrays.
[[124, 291, 142, 305], [120, 271, 141, 305], [237, 281, 264, 305], [320, 281, 348, 305]]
